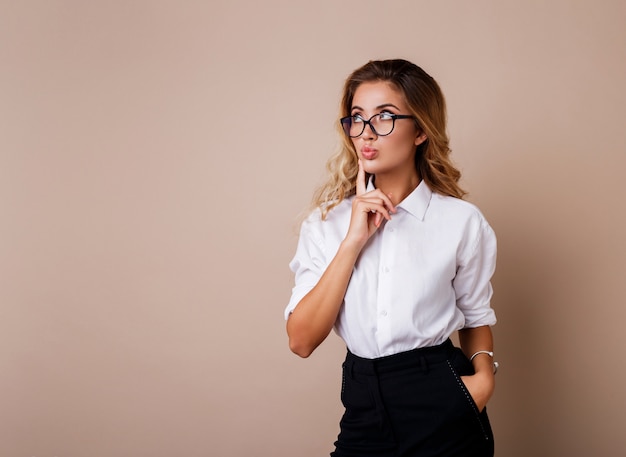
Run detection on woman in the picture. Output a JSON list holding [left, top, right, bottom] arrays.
[[285, 59, 498, 457]]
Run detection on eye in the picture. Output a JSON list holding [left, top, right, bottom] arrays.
[[351, 114, 365, 123], [378, 112, 395, 120]]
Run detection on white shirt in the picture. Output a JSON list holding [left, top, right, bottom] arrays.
[[285, 180, 497, 359]]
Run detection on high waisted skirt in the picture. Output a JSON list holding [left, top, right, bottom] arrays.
[[331, 339, 494, 457]]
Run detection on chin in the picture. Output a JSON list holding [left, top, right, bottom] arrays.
[[362, 163, 387, 176], [361, 159, 379, 172]]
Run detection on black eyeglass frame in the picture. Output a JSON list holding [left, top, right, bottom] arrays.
[[340, 113, 417, 138]]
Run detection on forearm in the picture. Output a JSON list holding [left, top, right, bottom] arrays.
[[287, 161, 396, 358], [286, 239, 362, 358], [458, 325, 495, 375], [457, 325, 496, 411]]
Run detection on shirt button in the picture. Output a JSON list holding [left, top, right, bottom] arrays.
[[388, 227, 395, 232], [384, 267, 390, 273], [381, 310, 388, 317]]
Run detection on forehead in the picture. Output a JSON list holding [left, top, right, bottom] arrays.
[[351, 81, 408, 110]]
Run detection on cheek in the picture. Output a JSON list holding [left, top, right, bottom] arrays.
[[390, 134, 418, 154]]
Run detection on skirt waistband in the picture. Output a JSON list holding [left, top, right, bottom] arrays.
[[345, 339, 456, 375]]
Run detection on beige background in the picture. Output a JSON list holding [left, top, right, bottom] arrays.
[[1, 1, 625, 456]]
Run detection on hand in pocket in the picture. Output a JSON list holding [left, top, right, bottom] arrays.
[[460, 373, 495, 412]]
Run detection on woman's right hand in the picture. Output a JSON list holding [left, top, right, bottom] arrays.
[[345, 160, 396, 249]]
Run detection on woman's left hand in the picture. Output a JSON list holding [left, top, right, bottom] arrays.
[[461, 371, 495, 412]]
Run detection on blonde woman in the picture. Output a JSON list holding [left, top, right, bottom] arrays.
[[285, 59, 498, 457]]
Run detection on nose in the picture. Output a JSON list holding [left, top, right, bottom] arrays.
[[362, 121, 377, 139]]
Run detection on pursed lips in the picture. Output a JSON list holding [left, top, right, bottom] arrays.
[[361, 146, 378, 160]]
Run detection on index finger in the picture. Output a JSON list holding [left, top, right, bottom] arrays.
[[356, 160, 366, 196]]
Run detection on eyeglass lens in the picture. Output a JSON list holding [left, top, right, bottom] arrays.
[[342, 114, 396, 137]]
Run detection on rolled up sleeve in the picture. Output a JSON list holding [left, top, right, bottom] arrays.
[[453, 216, 498, 328], [284, 217, 327, 320]]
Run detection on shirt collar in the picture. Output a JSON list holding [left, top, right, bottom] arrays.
[[366, 177, 433, 221]]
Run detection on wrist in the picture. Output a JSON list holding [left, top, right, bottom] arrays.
[[470, 350, 499, 375], [473, 364, 496, 379], [340, 236, 366, 254]]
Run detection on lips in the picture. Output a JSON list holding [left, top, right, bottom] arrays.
[[361, 146, 378, 160]]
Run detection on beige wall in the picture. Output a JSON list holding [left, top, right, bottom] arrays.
[[1, 1, 625, 455]]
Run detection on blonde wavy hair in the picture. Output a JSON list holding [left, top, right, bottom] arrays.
[[312, 59, 466, 219]]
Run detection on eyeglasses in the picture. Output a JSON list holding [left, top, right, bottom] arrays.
[[340, 112, 416, 138]]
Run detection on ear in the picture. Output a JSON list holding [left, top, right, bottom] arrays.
[[414, 132, 427, 147]]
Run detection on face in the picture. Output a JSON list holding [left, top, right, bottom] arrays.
[[349, 81, 426, 177]]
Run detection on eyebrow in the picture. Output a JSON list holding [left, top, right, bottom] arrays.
[[351, 103, 402, 112]]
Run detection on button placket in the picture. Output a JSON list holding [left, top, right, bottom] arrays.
[[375, 221, 396, 352]]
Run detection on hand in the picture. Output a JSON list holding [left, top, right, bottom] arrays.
[[461, 371, 495, 412], [345, 160, 396, 248]]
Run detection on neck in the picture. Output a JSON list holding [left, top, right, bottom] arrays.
[[373, 170, 421, 205]]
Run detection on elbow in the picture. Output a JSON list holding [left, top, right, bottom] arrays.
[[288, 337, 315, 358], [286, 314, 321, 358]]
